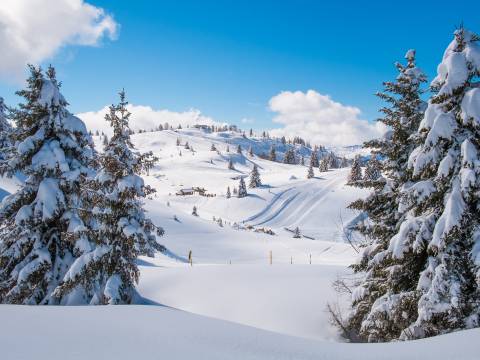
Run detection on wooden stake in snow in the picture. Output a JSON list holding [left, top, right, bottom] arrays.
[[309, 254, 312, 265], [188, 250, 192, 266], [290, 256, 293, 265], [269, 250, 272, 265]]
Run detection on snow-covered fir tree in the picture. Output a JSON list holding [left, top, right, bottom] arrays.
[[238, 177, 247, 198], [228, 158, 235, 170], [310, 151, 319, 167], [0, 66, 95, 304], [319, 157, 329, 172], [237, 145, 242, 154], [363, 156, 381, 181], [192, 206, 198, 216], [307, 164, 314, 179], [226, 186, 231, 199], [249, 164, 261, 188], [210, 143, 216, 151], [269, 146, 276, 161], [300, 156, 305, 166], [55, 90, 164, 305], [342, 48, 428, 341], [283, 148, 296, 164], [347, 156, 362, 183], [248, 146, 254, 157], [345, 29, 480, 342], [0, 97, 12, 160]]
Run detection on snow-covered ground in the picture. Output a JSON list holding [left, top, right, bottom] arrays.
[[0, 128, 476, 359]]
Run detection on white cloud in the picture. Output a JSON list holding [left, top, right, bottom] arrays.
[[78, 104, 222, 135], [241, 117, 255, 124], [0, 0, 118, 81], [268, 90, 386, 146]]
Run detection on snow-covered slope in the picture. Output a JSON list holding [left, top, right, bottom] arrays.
[[1, 305, 477, 360]]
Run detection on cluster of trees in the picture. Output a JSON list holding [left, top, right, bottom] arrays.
[[340, 28, 480, 342], [0, 66, 163, 305]]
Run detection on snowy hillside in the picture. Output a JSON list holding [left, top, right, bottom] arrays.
[[1, 126, 477, 359]]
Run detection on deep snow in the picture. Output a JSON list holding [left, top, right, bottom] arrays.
[[1, 128, 475, 359]]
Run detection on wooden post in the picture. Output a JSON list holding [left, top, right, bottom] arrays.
[[309, 254, 312, 265], [188, 250, 192, 266], [269, 250, 272, 265], [290, 256, 293, 265]]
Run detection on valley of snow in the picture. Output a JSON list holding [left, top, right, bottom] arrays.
[[1, 128, 477, 359]]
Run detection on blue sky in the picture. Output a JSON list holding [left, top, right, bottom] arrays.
[[0, 0, 479, 144]]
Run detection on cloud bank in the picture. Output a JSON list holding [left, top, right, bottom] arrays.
[[269, 90, 385, 146], [78, 104, 222, 135], [0, 0, 118, 81]]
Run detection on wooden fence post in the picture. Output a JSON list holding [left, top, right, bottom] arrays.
[[188, 250, 192, 266], [269, 250, 272, 265]]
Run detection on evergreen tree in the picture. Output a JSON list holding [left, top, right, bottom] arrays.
[[319, 157, 329, 172], [55, 90, 163, 305], [237, 144, 242, 154], [307, 164, 314, 179], [283, 148, 296, 164], [228, 158, 235, 170], [0, 66, 95, 304], [348, 156, 362, 183], [248, 146, 254, 157], [210, 143, 216, 151], [363, 156, 381, 181], [226, 186, 231, 199], [192, 206, 198, 216], [103, 134, 108, 146], [300, 156, 305, 166], [310, 151, 319, 167], [184, 141, 189, 150], [269, 146, 276, 162], [237, 177, 247, 198], [0, 97, 12, 160], [342, 48, 428, 341], [226, 145, 230, 152], [176, 138, 181, 146], [249, 164, 261, 188]]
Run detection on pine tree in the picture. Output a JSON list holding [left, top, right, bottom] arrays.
[[226, 186, 231, 199], [384, 28, 480, 340], [319, 157, 329, 172], [347, 156, 362, 183], [0, 97, 12, 161], [226, 145, 230, 152], [310, 151, 319, 167], [363, 156, 381, 181], [269, 146, 276, 162], [307, 164, 314, 179], [192, 206, 198, 216], [184, 141, 189, 150], [342, 48, 428, 341], [249, 164, 261, 188], [237, 177, 247, 198], [248, 146, 254, 157], [210, 143, 216, 151], [103, 134, 108, 146], [176, 138, 181, 146], [228, 158, 235, 170], [0, 66, 95, 304], [283, 148, 296, 164], [237, 145, 242, 154], [300, 156, 305, 166], [55, 90, 163, 305]]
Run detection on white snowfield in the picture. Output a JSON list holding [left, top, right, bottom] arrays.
[[0, 128, 477, 359]]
